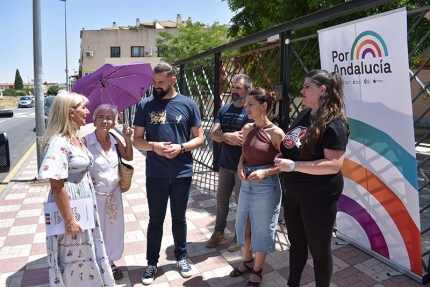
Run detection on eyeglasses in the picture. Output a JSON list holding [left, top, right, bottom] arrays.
[[96, 115, 114, 122]]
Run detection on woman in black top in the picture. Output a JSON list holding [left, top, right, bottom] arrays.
[[274, 70, 349, 287]]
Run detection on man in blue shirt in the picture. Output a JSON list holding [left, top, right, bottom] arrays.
[[206, 74, 253, 252], [133, 62, 204, 285]]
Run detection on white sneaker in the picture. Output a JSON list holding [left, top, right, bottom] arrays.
[[177, 259, 192, 278], [141, 265, 157, 285]]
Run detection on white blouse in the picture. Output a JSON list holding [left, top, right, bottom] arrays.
[[85, 132, 120, 193]]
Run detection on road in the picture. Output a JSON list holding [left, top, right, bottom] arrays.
[[0, 107, 38, 183]]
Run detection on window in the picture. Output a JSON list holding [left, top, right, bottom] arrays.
[[131, 46, 145, 57], [157, 46, 164, 57], [110, 47, 121, 58]]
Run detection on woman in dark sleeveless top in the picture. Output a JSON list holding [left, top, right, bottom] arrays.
[[229, 88, 285, 287]]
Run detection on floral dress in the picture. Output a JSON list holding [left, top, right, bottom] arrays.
[[38, 136, 115, 287]]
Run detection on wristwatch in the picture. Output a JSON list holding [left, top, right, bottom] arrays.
[[180, 144, 186, 153], [289, 161, 296, 171]]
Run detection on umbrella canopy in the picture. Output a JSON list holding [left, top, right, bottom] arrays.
[[72, 62, 153, 123]]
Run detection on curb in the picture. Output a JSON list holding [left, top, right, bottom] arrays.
[[0, 142, 37, 205]]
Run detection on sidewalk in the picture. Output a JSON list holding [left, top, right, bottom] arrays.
[[0, 124, 423, 287]]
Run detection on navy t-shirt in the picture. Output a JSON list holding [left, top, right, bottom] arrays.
[[215, 103, 252, 170], [280, 108, 349, 198], [133, 94, 202, 178]]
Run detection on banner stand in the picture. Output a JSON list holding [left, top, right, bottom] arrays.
[[336, 232, 428, 284], [319, 7, 423, 282]]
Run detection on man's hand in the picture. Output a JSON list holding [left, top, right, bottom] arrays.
[[163, 143, 182, 159], [224, 131, 244, 146], [153, 142, 172, 156]]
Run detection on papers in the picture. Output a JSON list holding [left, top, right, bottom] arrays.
[[43, 197, 95, 236]]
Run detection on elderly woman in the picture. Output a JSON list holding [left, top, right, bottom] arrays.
[[83, 104, 133, 280], [39, 91, 114, 286]]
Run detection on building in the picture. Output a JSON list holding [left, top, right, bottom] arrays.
[[78, 14, 207, 79]]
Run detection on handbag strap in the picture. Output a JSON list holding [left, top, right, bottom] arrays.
[[109, 132, 123, 164]]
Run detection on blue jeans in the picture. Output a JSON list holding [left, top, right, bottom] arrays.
[[236, 165, 281, 253], [146, 177, 192, 265]]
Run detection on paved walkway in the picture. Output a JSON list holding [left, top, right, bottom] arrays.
[[0, 124, 424, 287]]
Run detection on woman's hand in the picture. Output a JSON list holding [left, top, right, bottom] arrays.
[[237, 162, 247, 180], [274, 155, 294, 172], [65, 219, 83, 235], [247, 169, 266, 182], [122, 124, 133, 141]]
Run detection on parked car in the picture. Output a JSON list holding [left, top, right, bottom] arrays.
[[44, 96, 55, 125], [17, 96, 35, 108]]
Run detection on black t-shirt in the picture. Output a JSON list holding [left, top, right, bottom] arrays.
[[280, 108, 349, 198]]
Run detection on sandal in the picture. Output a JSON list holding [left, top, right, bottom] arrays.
[[246, 269, 263, 287], [230, 258, 253, 277], [111, 264, 124, 280]]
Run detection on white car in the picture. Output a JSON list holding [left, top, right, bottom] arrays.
[[17, 96, 35, 108]]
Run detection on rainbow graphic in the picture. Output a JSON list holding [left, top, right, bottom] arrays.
[[45, 213, 51, 225], [350, 31, 388, 60], [339, 118, 421, 276]]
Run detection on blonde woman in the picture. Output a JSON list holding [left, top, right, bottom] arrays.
[[39, 91, 114, 286], [83, 104, 133, 279]]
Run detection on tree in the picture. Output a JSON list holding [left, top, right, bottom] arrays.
[[223, 0, 430, 60], [47, 86, 60, 95], [14, 69, 23, 90], [155, 21, 230, 63], [223, 0, 429, 97], [224, 0, 428, 38]]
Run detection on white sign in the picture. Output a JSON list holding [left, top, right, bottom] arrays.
[[43, 197, 95, 236], [319, 8, 421, 277]]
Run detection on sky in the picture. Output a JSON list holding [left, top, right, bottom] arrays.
[[0, 0, 235, 85]]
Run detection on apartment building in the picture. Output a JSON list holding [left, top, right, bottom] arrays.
[[78, 14, 205, 78]]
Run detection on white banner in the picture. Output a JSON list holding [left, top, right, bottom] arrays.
[[319, 8, 422, 277]]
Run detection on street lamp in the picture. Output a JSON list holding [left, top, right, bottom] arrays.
[[60, 0, 69, 91]]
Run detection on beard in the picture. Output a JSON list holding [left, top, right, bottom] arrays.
[[232, 93, 246, 104], [153, 86, 171, 99]]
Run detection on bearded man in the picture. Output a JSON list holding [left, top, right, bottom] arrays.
[[133, 62, 204, 285], [205, 74, 253, 252]]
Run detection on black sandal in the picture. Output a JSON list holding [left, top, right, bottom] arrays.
[[230, 258, 253, 277], [111, 264, 124, 280], [246, 268, 263, 287]]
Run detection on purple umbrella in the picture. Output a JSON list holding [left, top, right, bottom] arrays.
[[72, 62, 153, 123]]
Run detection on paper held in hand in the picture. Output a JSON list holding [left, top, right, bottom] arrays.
[[43, 197, 95, 236]]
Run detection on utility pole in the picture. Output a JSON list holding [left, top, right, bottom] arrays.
[[60, 0, 69, 90], [33, 0, 45, 169]]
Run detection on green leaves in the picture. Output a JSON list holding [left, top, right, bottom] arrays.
[[47, 86, 60, 96], [156, 21, 230, 63], [14, 69, 23, 90]]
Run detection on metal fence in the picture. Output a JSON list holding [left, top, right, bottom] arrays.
[[123, 0, 430, 279]]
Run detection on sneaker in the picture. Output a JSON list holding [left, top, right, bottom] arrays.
[[141, 265, 157, 285], [111, 264, 124, 280], [206, 231, 226, 248], [177, 259, 192, 278], [227, 234, 241, 252]]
